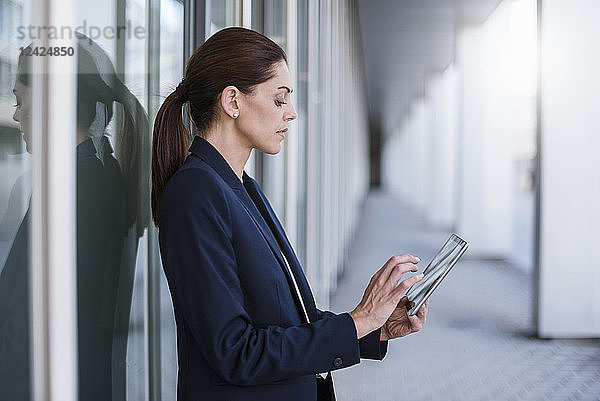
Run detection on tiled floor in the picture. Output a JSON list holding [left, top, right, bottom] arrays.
[[329, 191, 600, 401]]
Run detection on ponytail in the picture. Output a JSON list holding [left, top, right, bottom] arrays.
[[151, 82, 192, 227], [114, 83, 151, 236]]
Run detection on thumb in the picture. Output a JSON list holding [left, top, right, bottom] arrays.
[[399, 296, 414, 310]]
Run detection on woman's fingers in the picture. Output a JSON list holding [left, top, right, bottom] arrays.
[[387, 263, 420, 289], [416, 299, 428, 320], [393, 272, 424, 295], [408, 299, 428, 333], [377, 254, 420, 285], [399, 295, 414, 311], [417, 299, 429, 323], [352, 253, 422, 337]]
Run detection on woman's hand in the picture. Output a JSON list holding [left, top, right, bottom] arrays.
[[380, 297, 428, 340], [349, 255, 424, 339]]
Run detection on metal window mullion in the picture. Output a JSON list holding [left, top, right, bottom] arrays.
[[242, 0, 252, 28], [242, 0, 257, 177], [305, 0, 319, 300], [320, 0, 331, 307], [146, 0, 162, 399], [29, 10, 50, 399], [30, 0, 78, 399], [283, 0, 298, 245]]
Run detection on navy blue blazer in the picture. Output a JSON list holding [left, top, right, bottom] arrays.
[[158, 136, 387, 401]]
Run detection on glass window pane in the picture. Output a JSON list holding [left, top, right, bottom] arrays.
[[263, 0, 287, 49], [208, 0, 241, 37], [295, 0, 308, 267], [0, 0, 33, 399], [158, 1, 184, 400], [251, 0, 264, 32], [259, 0, 287, 219], [73, 1, 150, 399]]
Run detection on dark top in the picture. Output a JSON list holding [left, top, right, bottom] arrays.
[[0, 205, 30, 401], [158, 136, 387, 401], [0, 136, 131, 401]]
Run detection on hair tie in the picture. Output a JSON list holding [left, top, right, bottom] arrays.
[[175, 81, 188, 101]]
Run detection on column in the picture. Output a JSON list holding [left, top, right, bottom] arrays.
[[536, 0, 600, 337]]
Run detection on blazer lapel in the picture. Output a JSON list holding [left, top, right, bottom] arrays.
[[188, 137, 287, 270], [242, 173, 319, 323], [188, 136, 318, 322], [233, 187, 289, 270]]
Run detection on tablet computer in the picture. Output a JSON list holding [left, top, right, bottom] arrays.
[[404, 234, 468, 316]]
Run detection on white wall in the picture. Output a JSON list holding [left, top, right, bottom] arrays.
[[424, 65, 458, 229], [537, 0, 600, 337], [455, 15, 514, 258]]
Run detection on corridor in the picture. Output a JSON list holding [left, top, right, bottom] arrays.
[[330, 191, 600, 401]]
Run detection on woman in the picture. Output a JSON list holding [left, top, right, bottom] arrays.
[[153, 27, 428, 401]]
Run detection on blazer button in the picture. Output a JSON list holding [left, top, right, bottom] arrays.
[[333, 357, 343, 368]]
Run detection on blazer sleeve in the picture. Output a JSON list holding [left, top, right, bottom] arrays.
[[316, 310, 388, 360], [159, 169, 362, 386]]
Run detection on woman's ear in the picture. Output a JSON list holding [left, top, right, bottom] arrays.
[[220, 85, 240, 119]]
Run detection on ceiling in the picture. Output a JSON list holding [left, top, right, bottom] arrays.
[[356, 0, 503, 135]]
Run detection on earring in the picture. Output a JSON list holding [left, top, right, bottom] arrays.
[[233, 111, 239, 118]]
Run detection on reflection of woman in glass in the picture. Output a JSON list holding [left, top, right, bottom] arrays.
[[1, 33, 149, 401], [153, 27, 428, 401], [0, 44, 35, 401]]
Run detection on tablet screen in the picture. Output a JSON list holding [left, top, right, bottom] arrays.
[[404, 234, 468, 316]]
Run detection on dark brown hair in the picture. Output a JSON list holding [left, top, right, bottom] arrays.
[[151, 27, 287, 226], [17, 36, 150, 235]]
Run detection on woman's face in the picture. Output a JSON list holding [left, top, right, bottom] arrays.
[[236, 61, 297, 154], [12, 79, 32, 153]]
